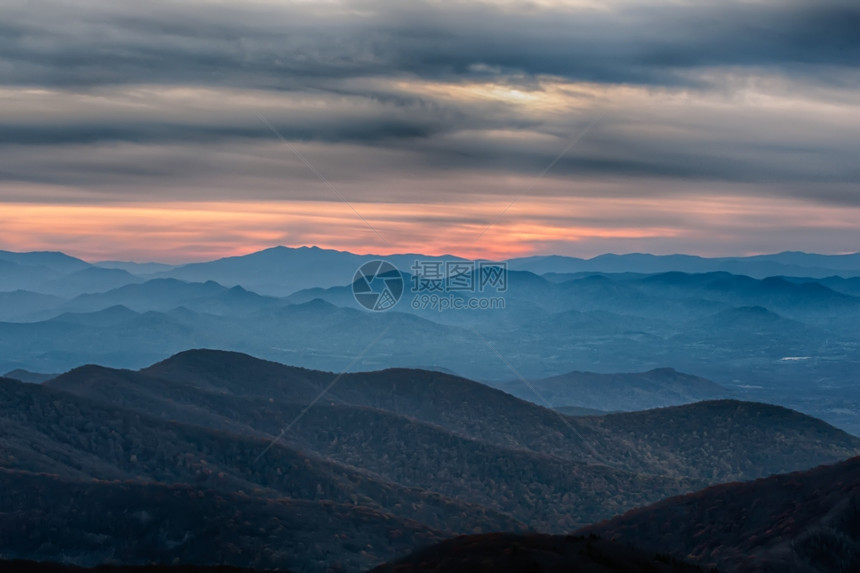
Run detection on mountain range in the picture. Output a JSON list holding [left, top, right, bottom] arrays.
[[2, 246, 858, 435], [371, 454, 860, 572], [2, 349, 859, 571], [3, 247, 860, 300], [581, 454, 860, 572], [510, 252, 860, 280], [2, 246, 860, 570], [496, 368, 729, 412]]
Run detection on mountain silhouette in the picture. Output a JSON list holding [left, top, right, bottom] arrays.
[[497, 367, 728, 411], [582, 455, 860, 572], [2, 350, 860, 571]]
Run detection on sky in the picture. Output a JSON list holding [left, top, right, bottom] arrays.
[[1, 0, 859, 262]]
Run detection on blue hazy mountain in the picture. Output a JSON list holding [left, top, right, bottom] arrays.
[[783, 275, 860, 297], [0, 250, 90, 274], [742, 251, 860, 272], [2, 248, 860, 436], [48, 305, 143, 327], [634, 272, 858, 318], [35, 266, 145, 297], [0, 259, 64, 292], [510, 251, 860, 279], [2, 368, 57, 383], [497, 368, 729, 412], [0, 290, 65, 321], [0, 251, 142, 297], [153, 246, 365, 296], [0, 281, 857, 434], [155, 245, 464, 296], [5, 245, 859, 298], [0, 300, 476, 375], [49, 279, 280, 317], [94, 260, 176, 274]]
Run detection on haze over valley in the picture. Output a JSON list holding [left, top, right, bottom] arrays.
[[3, 246, 859, 436]]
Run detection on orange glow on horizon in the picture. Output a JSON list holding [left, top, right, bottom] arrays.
[[2, 194, 859, 263]]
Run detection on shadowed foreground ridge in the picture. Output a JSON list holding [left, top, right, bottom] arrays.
[[369, 533, 708, 572], [2, 349, 860, 571], [0, 563, 276, 573], [0, 469, 442, 573], [582, 455, 860, 572]]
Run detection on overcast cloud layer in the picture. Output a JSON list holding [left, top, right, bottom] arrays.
[[1, 0, 859, 260]]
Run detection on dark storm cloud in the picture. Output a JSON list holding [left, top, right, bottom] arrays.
[[0, 0, 859, 208], [0, 101, 858, 195], [0, 118, 442, 146], [1, 0, 859, 89]]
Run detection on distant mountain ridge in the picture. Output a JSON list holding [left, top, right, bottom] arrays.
[[0, 250, 90, 273], [151, 246, 465, 296], [2, 246, 860, 437], [509, 251, 860, 279], [3, 246, 860, 301], [2, 368, 56, 383], [498, 368, 729, 412]]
